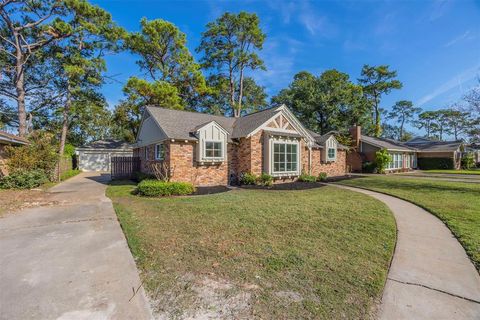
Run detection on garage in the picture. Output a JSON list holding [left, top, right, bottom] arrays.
[[76, 140, 133, 172]]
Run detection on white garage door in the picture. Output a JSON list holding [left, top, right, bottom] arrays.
[[79, 152, 110, 172]]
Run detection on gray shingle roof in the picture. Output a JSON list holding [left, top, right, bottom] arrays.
[[146, 106, 282, 140], [0, 131, 29, 145], [405, 139, 463, 152], [361, 135, 415, 151], [79, 139, 133, 150]]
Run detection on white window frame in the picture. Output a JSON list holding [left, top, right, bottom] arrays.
[[327, 148, 336, 161], [203, 140, 223, 160], [144, 146, 149, 160], [155, 143, 165, 160], [271, 141, 300, 176]]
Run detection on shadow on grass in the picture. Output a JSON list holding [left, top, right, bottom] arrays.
[[240, 181, 329, 191]]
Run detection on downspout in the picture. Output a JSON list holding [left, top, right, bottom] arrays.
[[308, 145, 312, 175]]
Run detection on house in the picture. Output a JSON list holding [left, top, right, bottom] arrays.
[[348, 126, 465, 171], [134, 105, 348, 186], [76, 139, 133, 172], [0, 131, 29, 176], [466, 143, 480, 165]]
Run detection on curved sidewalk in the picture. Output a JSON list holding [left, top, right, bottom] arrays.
[[333, 184, 480, 319]]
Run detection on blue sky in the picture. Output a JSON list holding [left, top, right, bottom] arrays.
[[93, 0, 480, 118]]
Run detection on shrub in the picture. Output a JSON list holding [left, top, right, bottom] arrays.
[[318, 172, 328, 182], [461, 153, 475, 170], [375, 149, 392, 174], [257, 172, 273, 186], [60, 169, 80, 181], [0, 169, 48, 189], [6, 131, 58, 180], [63, 144, 76, 158], [298, 172, 317, 183], [239, 172, 257, 185], [137, 180, 195, 197], [133, 171, 154, 182], [417, 157, 454, 170], [362, 161, 376, 173]]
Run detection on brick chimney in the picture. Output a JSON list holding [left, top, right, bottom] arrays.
[[349, 125, 361, 148]]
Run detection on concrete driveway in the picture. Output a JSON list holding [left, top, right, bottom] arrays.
[[0, 173, 152, 320]]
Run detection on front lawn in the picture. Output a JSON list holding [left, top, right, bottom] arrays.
[[107, 182, 396, 319], [337, 176, 480, 271], [423, 169, 480, 175]]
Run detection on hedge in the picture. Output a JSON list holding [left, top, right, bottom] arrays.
[[137, 180, 195, 197], [0, 169, 48, 189], [417, 157, 454, 170]]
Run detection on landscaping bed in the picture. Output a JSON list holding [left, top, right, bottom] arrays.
[[423, 169, 480, 175], [107, 181, 396, 319], [336, 176, 480, 271]]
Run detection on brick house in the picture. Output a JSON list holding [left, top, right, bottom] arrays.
[[348, 126, 464, 172], [0, 131, 29, 177], [134, 105, 348, 186]]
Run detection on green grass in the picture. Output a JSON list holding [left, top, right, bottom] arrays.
[[337, 176, 480, 271], [107, 181, 396, 319], [423, 169, 480, 175], [60, 169, 81, 181]]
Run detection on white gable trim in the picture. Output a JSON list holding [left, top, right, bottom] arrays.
[[246, 105, 316, 146], [194, 120, 230, 136]]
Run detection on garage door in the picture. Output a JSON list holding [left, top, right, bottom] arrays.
[[79, 152, 110, 172]]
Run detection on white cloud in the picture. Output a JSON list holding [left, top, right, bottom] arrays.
[[416, 64, 480, 106], [444, 30, 474, 47]]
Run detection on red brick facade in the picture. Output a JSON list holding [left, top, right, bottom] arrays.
[[135, 129, 347, 186]]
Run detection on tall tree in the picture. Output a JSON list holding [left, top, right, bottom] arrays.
[[202, 74, 267, 116], [197, 12, 266, 117], [431, 109, 452, 141], [388, 100, 420, 140], [358, 65, 402, 137], [125, 18, 206, 109], [272, 70, 369, 134], [0, 0, 118, 136], [415, 111, 437, 138]]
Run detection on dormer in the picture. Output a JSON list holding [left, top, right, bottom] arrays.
[[322, 135, 338, 163], [193, 121, 229, 163]]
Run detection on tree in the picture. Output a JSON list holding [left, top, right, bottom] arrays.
[[126, 18, 206, 109], [197, 12, 266, 117], [202, 74, 267, 115], [375, 149, 392, 174], [415, 111, 437, 138], [0, 0, 119, 136], [430, 109, 452, 141], [112, 100, 143, 143], [388, 100, 420, 141], [441, 108, 471, 140], [272, 70, 370, 134], [358, 65, 402, 137]]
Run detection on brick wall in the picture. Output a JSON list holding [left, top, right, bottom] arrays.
[[236, 131, 264, 176], [0, 144, 8, 177], [302, 147, 347, 178], [346, 151, 363, 172]]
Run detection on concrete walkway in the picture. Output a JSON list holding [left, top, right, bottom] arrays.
[[333, 184, 480, 319], [350, 172, 480, 184], [0, 173, 152, 320]]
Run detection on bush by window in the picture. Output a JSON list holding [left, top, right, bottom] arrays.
[[137, 180, 195, 197], [298, 172, 317, 182], [239, 172, 257, 185], [257, 172, 273, 186], [461, 153, 475, 170], [318, 172, 328, 182]]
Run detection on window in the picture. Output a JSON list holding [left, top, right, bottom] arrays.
[[205, 141, 222, 158], [144, 146, 149, 160], [155, 143, 165, 160], [327, 148, 336, 160], [273, 142, 298, 173]]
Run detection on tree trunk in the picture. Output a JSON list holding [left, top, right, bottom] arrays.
[[400, 118, 405, 140], [229, 65, 237, 118], [236, 67, 244, 118], [15, 56, 27, 137], [59, 87, 71, 157], [374, 104, 381, 137]]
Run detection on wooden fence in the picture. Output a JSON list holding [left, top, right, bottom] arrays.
[[111, 156, 140, 179]]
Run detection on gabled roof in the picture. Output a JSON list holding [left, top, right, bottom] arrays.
[[361, 135, 415, 151], [144, 105, 307, 142], [404, 139, 463, 152], [78, 139, 133, 150], [0, 131, 28, 145]]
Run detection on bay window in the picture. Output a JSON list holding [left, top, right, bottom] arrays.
[[273, 142, 298, 174]]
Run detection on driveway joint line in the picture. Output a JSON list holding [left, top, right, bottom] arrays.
[[0, 217, 115, 232]]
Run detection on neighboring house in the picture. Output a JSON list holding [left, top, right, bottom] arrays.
[[348, 126, 465, 171], [466, 143, 480, 165], [76, 140, 133, 172], [134, 105, 348, 186], [0, 131, 29, 177]]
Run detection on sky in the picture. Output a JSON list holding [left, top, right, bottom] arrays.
[[92, 0, 480, 121]]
